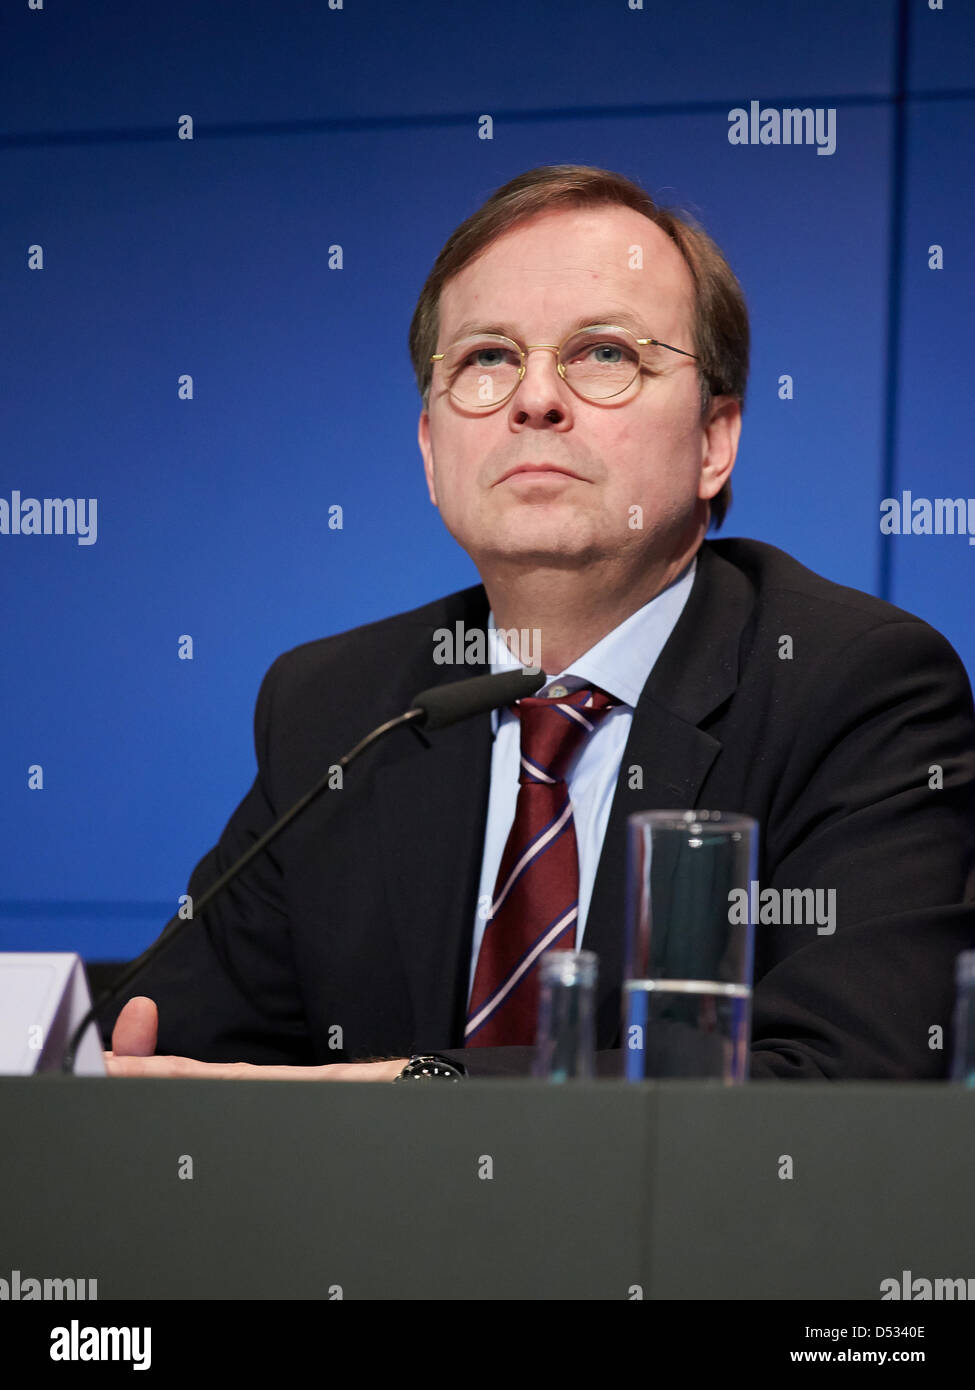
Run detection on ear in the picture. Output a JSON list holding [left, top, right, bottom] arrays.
[[698, 396, 741, 503], [418, 408, 438, 507]]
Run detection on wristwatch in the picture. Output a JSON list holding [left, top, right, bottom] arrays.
[[392, 1053, 467, 1082]]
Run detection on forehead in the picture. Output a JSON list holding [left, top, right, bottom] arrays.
[[438, 204, 694, 340]]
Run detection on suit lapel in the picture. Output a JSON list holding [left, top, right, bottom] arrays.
[[584, 543, 756, 1045], [373, 589, 493, 1047]]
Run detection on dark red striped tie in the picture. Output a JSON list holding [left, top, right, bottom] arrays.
[[465, 686, 619, 1047]]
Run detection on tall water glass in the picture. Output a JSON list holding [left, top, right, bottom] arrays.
[[623, 810, 758, 1083]]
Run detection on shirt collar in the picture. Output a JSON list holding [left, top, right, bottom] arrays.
[[487, 556, 697, 727]]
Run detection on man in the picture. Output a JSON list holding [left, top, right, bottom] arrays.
[[106, 164, 975, 1082]]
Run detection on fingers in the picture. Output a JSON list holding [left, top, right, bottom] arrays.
[[110, 996, 159, 1057], [104, 1053, 247, 1079], [103, 1055, 322, 1080], [100, 1054, 406, 1080]]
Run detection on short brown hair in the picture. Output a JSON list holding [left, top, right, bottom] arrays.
[[408, 164, 749, 529]]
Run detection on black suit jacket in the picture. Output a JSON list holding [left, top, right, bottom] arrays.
[[111, 539, 975, 1079]]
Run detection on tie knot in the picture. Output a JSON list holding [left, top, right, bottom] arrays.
[[515, 686, 618, 785]]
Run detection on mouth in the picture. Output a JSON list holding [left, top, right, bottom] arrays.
[[495, 463, 585, 486]]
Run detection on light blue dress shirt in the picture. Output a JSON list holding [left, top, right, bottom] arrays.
[[468, 558, 697, 998]]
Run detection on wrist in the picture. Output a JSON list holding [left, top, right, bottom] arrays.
[[380, 1058, 410, 1080]]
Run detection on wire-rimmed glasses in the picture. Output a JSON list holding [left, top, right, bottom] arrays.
[[430, 323, 699, 411]]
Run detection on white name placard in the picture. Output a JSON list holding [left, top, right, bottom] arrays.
[[0, 953, 106, 1075]]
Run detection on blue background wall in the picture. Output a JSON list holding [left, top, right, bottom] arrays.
[[2, 0, 972, 960]]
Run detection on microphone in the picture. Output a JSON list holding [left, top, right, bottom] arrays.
[[61, 666, 546, 1071], [411, 666, 543, 731]]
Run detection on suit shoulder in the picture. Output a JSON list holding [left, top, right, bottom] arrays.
[[259, 583, 489, 696], [707, 536, 939, 640]]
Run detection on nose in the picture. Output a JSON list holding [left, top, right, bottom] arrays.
[[510, 344, 570, 423]]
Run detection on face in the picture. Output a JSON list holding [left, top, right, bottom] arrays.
[[417, 204, 740, 581]]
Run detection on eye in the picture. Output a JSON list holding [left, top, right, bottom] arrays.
[[467, 346, 509, 369], [589, 343, 625, 365], [563, 332, 640, 368], [448, 340, 521, 376]]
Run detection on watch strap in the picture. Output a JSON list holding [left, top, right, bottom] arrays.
[[393, 1053, 467, 1082]]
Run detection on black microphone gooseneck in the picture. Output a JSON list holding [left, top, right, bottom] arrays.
[[61, 667, 545, 1072]]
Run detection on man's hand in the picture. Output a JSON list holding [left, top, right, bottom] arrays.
[[104, 997, 406, 1080]]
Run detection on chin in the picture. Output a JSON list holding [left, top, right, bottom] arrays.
[[476, 537, 603, 569], [452, 505, 605, 567]]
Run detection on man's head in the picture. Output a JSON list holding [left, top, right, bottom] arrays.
[[411, 165, 748, 590]]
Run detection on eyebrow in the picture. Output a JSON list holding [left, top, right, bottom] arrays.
[[445, 311, 650, 342]]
